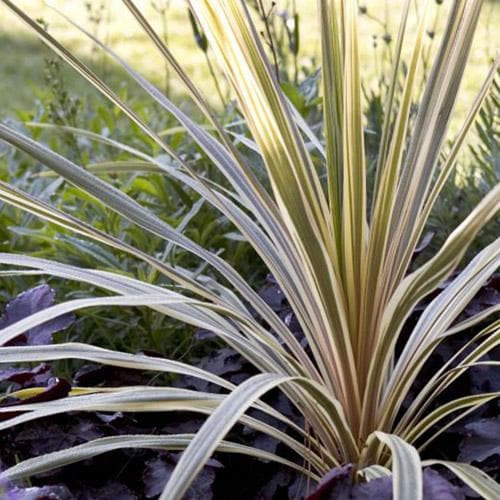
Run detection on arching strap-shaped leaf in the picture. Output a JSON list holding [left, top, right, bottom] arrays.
[[0, 181, 224, 302], [416, 58, 499, 239], [159, 373, 290, 499], [357, 464, 391, 481], [403, 392, 500, 447], [387, 1, 484, 288], [372, 432, 423, 500], [396, 321, 500, 433], [422, 461, 500, 500], [0, 382, 329, 474], [41, 1, 323, 347], [0, 434, 318, 483], [392, 238, 499, 387], [0, 293, 231, 346], [160, 372, 353, 499], [188, 0, 358, 411], [377, 237, 500, 431], [0, 343, 233, 390], [0, 255, 293, 375], [443, 305, 500, 336], [384, 184, 500, 346]]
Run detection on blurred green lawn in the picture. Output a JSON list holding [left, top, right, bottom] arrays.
[[0, 0, 498, 131]]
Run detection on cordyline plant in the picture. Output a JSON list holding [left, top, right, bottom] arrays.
[[0, 0, 499, 498]]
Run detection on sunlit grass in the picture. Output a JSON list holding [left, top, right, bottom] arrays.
[[0, 0, 498, 131]]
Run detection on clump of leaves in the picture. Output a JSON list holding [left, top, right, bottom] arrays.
[[0, 1, 499, 499]]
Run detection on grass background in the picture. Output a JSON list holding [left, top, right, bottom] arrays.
[[0, 0, 498, 129]]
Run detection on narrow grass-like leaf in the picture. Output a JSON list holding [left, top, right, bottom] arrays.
[[373, 432, 423, 500], [0, 434, 317, 483], [422, 460, 500, 500]]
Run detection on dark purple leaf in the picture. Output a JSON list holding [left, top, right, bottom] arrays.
[[176, 348, 252, 392], [0, 285, 74, 346], [198, 348, 245, 377], [0, 378, 71, 421], [460, 273, 499, 318], [256, 468, 306, 499], [143, 453, 221, 499], [3, 484, 73, 500], [0, 364, 53, 389], [308, 465, 465, 500], [15, 418, 103, 456], [422, 468, 465, 500], [351, 475, 392, 499], [459, 418, 500, 464], [72, 364, 108, 386], [306, 464, 353, 500], [258, 274, 286, 310], [161, 415, 204, 435], [469, 360, 500, 394]]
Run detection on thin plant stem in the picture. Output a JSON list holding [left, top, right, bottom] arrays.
[[257, 0, 281, 83]]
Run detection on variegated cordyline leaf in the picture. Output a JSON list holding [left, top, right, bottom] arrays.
[[404, 392, 500, 450], [0, 255, 349, 465], [0, 387, 326, 469], [380, 238, 500, 431], [0, 341, 332, 463], [0, 1, 303, 350], [0, 123, 307, 360], [370, 0, 412, 208], [318, 0, 344, 241], [0, 343, 233, 390], [0, 255, 301, 378], [444, 306, 500, 336], [36, 160, 162, 177], [122, 0, 326, 159], [0, 164, 317, 375], [360, 0, 431, 382], [422, 461, 500, 500], [0, 180, 224, 304], [0, 371, 354, 478], [0, 301, 353, 467], [189, 0, 360, 430], [25, 122, 254, 208], [339, 0, 367, 364], [395, 321, 500, 432], [362, 183, 500, 436], [386, 1, 484, 291], [52, 0, 356, 419], [370, 432, 423, 500], [160, 372, 356, 499], [0, 434, 319, 483], [1, 0, 340, 393], [416, 57, 500, 236]]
